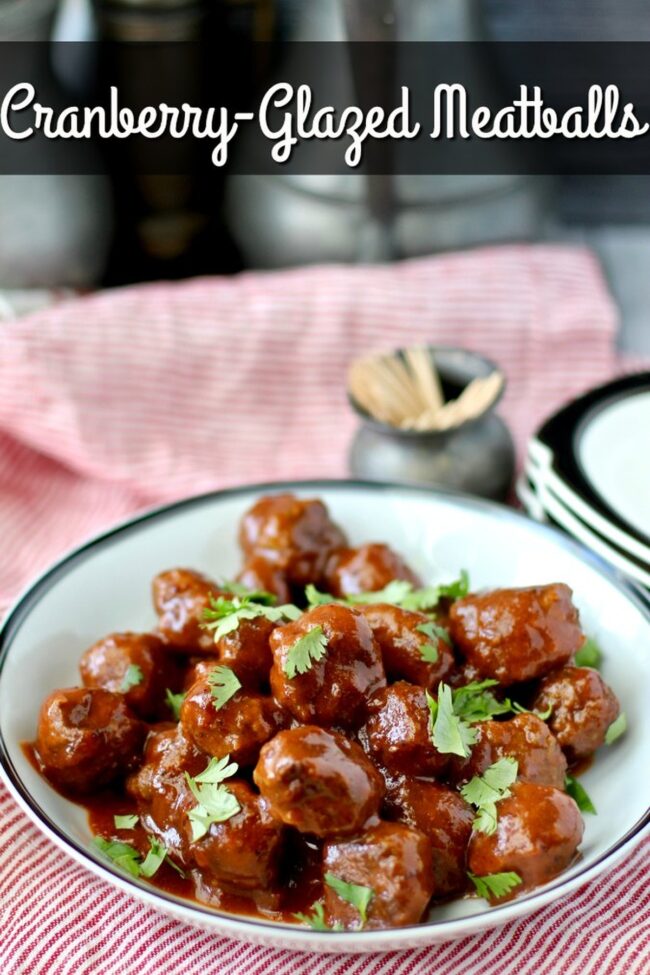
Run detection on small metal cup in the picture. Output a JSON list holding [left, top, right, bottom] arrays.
[[348, 346, 515, 501]]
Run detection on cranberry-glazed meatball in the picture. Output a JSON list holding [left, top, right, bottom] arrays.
[[468, 781, 583, 899], [79, 632, 179, 720], [214, 617, 275, 690], [126, 725, 206, 862], [358, 604, 454, 689], [192, 780, 285, 910], [450, 713, 567, 789], [324, 543, 421, 597], [152, 569, 223, 653], [36, 688, 146, 793], [254, 726, 383, 837], [239, 493, 347, 586], [270, 604, 385, 727], [323, 822, 435, 930], [532, 666, 620, 761], [387, 778, 474, 895], [236, 556, 291, 604], [362, 682, 448, 778], [181, 668, 285, 766], [449, 584, 584, 685]]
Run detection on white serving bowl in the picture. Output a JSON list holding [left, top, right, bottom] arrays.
[[1, 480, 648, 954]]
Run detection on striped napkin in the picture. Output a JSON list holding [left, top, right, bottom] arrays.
[[0, 244, 647, 975]]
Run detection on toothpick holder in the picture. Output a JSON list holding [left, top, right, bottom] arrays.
[[348, 346, 515, 501]]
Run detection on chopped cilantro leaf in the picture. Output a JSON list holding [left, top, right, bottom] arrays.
[[202, 594, 301, 641], [114, 814, 139, 830], [165, 688, 185, 720], [605, 712, 627, 745], [565, 774, 597, 814], [207, 665, 241, 710], [452, 680, 511, 722], [460, 757, 518, 834], [93, 837, 142, 877], [218, 580, 277, 604], [574, 637, 602, 669], [120, 663, 143, 693], [346, 579, 415, 606], [185, 755, 240, 841], [94, 834, 181, 879], [341, 572, 470, 612], [293, 901, 343, 931], [305, 584, 338, 607], [431, 683, 477, 758], [510, 700, 553, 721], [284, 625, 329, 679], [140, 837, 167, 878], [324, 873, 374, 926], [468, 870, 522, 900], [416, 620, 451, 657], [437, 569, 470, 600]]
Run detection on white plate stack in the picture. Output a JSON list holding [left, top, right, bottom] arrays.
[[518, 373, 650, 591]]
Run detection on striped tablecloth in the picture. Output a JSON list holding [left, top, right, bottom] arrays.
[[0, 245, 648, 974]]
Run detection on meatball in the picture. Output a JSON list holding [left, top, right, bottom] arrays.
[[323, 543, 421, 597], [239, 493, 347, 587], [236, 556, 291, 604], [269, 604, 385, 727], [214, 616, 275, 690], [449, 584, 584, 685], [468, 781, 584, 899], [192, 780, 285, 910], [181, 671, 284, 766], [152, 568, 224, 653], [79, 632, 179, 720], [323, 822, 435, 930], [387, 778, 474, 896], [36, 687, 146, 793], [358, 603, 455, 689], [450, 713, 567, 789], [362, 681, 448, 778], [254, 726, 383, 837], [126, 725, 207, 862], [532, 666, 620, 761]]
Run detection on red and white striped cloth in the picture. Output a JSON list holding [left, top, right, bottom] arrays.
[[0, 245, 648, 974]]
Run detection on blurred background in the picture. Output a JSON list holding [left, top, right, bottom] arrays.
[[1, 0, 649, 354]]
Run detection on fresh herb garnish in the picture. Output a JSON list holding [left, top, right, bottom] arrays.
[[114, 813, 139, 830], [605, 712, 627, 745], [293, 901, 343, 931], [120, 663, 143, 693], [345, 571, 470, 612], [202, 594, 301, 640], [450, 681, 552, 723], [427, 683, 478, 758], [509, 700, 553, 721], [460, 757, 519, 834], [94, 835, 181, 879], [305, 584, 337, 607], [165, 688, 185, 720], [207, 665, 241, 710], [284, 625, 329, 679], [574, 637, 602, 669], [468, 870, 522, 900], [565, 774, 597, 814], [185, 755, 240, 841], [324, 872, 374, 927], [416, 621, 450, 660], [93, 837, 142, 877], [218, 580, 277, 604], [140, 837, 168, 878]]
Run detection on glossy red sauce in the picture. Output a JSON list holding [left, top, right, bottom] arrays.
[[23, 741, 322, 921]]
